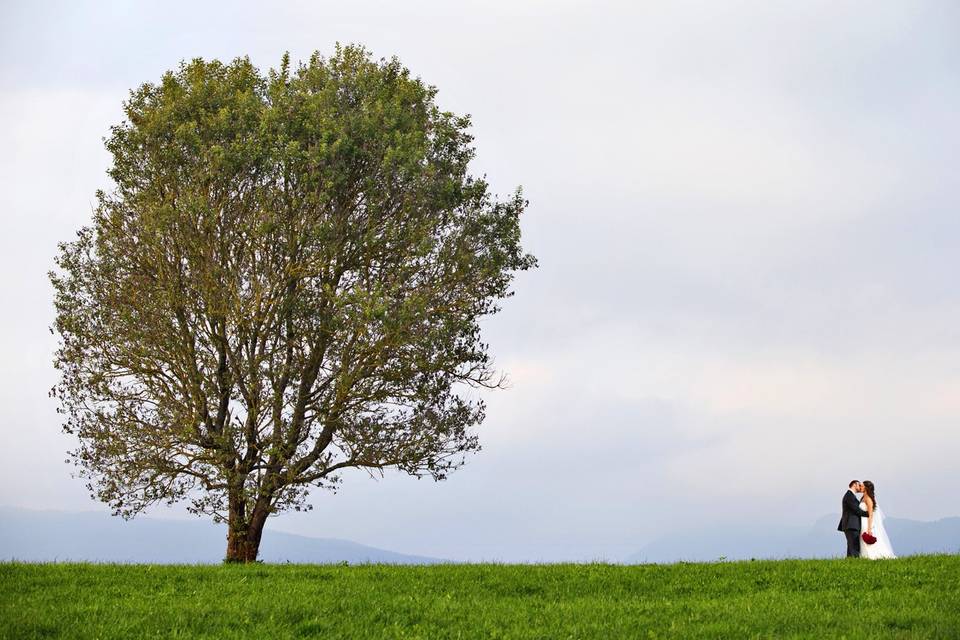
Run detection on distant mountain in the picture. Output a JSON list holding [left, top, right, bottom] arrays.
[[5, 506, 954, 565], [0, 506, 445, 564], [626, 514, 960, 564]]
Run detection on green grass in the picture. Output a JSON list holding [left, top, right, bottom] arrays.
[[2, 556, 958, 639]]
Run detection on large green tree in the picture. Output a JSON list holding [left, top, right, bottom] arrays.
[[50, 43, 536, 562]]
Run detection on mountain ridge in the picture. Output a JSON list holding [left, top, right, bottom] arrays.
[[627, 513, 960, 563], [3, 506, 957, 564], [0, 505, 445, 564]]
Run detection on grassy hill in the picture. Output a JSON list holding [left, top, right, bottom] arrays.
[[2, 556, 958, 638]]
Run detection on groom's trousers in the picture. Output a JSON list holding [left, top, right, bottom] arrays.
[[844, 529, 861, 558]]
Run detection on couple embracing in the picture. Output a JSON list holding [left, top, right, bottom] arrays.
[[838, 480, 896, 559]]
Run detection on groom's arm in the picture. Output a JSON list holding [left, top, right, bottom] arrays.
[[843, 491, 869, 517]]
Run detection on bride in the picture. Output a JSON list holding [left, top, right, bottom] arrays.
[[860, 480, 896, 559]]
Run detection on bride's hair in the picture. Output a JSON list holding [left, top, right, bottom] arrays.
[[863, 480, 877, 508]]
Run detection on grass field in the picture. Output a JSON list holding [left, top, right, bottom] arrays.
[[2, 556, 958, 639]]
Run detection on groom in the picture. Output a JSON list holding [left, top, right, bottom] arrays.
[[838, 480, 870, 558]]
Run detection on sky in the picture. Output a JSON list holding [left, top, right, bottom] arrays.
[[1, 0, 958, 562]]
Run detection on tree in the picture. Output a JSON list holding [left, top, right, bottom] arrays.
[[49, 43, 537, 562]]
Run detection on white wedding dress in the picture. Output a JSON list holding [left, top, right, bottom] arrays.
[[860, 500, 897, 559]]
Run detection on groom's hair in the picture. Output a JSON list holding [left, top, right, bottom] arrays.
[[849, 480, 860, 488]]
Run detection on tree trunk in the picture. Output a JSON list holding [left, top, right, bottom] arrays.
[[225, 527, 260, 562], [224, 492, 270, 563]]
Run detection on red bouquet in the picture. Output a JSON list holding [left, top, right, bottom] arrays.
[[861, 532, 877, 545]]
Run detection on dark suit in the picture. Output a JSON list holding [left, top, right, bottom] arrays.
[[837, 489, 869, 557]]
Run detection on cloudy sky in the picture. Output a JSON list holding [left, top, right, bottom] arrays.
[[1, 0, 958, 562]]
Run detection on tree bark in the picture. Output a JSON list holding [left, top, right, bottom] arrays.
[[224, 490, 270, 563]]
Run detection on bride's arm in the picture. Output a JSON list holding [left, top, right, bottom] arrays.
[[865, 496, 874, 533]]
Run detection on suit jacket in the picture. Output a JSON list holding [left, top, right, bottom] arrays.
[[837, 489, 869, 531]]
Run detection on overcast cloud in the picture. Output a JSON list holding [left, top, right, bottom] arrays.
[[1, 0, 958, 561]]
